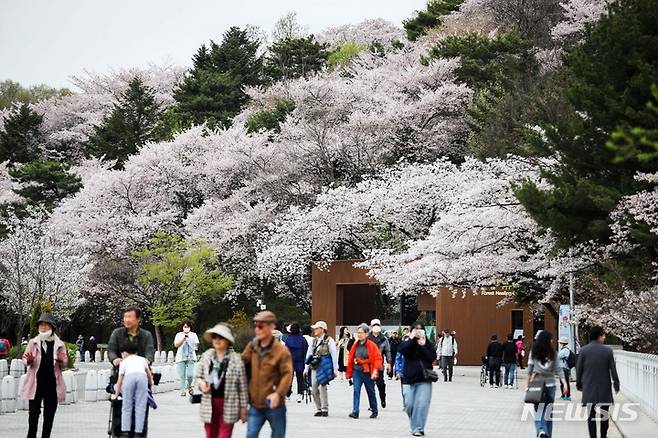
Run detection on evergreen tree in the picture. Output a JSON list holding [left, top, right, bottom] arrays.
[[514, 0, 658, 246], [89, 77, 164, 169], [9, 159, 82, 210], [403, 0, 464, 41], [264, 36, 328, 82], [173, 27, 264, 129], [0, 103, 43, 164]]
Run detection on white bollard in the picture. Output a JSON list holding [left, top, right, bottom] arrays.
[[154, 351, 161, 364], [9, 359, 25, 395], [94, 351, 101, 363], [75, 351, 81, 364], [97, 369, 110, 401], [16, 374, 28, 410], [71, 371, 78, 403], [62, 371, 74, 405], [167, 365, 176, 391], [84, 369, 97, 402], [84, 351, 90, 362], [167, 351, 175, 364], [1, 375, 16, 413], [160, 366, 168, 392], [0, 359, 8, 377]]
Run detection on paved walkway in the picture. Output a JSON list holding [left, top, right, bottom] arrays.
[[4, 366, 656, 437]]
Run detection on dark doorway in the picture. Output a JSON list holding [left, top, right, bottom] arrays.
[[337, 284, 378, 325], [511, 310, 524, 332]]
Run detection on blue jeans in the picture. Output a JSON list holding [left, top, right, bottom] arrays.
[[352, 369, 378, 415], [402, 382, 432, 434], [246, 405, 286, 438], [504, 363, 516, 386], [121, 372, 148, 433], [534, 385, 556, 437], [177, 359, 195, 390]]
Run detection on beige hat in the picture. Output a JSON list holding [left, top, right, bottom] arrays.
[[204, 323, 235, 344], [370, 318, 381, 326], [311, 321, 328, 330], [253, 310, 277, 323], [559, 336, 569, 345]]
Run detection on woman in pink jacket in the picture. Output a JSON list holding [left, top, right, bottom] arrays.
[[21, 314, 68, 438]]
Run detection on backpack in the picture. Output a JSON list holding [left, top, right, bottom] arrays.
[[566, 350, 577, 369], [0, 339, 7, 353]]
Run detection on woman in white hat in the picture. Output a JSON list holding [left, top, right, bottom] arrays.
[[557, 336, 573, 401], [196, 323, 248, 438]]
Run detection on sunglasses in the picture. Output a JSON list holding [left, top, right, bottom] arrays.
[[253, 321, 272, 329]]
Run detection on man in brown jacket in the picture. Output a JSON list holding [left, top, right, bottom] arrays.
[[243, 310, 293, 438]]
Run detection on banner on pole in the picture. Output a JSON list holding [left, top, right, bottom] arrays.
[[558, 304, 574, 350]]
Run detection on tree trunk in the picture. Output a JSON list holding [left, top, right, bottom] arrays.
[[154, 324, 163, 352]]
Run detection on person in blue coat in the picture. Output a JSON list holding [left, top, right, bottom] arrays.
[[284, 323, 308, 403]]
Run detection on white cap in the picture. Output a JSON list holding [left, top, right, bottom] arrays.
[[311, 321, 328, 330], [370, 318, 381, 326]]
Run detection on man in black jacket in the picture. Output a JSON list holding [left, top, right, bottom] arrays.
[[387, 331, 400, 379], [485, 334, 504, 388], [502, 333, 517, 388], [107, 306, 155, 369], [576, 326, 620, 438]]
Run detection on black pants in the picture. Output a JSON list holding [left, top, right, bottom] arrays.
[[587, 404, 610, 438], [294, 370, 305, 394], [560, 368, 571, 397], [27, 385, 58, 438], [440, 355, 454, 381], [375, 369, 386, 404], [488, 358, 501, 386], [517, 353, 524, 369]]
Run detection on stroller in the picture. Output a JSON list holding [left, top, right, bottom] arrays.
[[107, 371, 160, 437]]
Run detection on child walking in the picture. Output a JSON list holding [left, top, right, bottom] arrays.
[[113, 342, 154, 437]]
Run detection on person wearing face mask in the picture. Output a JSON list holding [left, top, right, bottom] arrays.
[[174, 320, 200, 396], [21, 314, 68, 438], [367, 319, 391, 408]]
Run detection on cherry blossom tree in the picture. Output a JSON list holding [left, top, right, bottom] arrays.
[[0, 208, 91, 339], [316, 18, 406, 50]]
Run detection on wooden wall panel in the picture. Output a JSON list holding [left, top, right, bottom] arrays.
[[312, 260, 377, 336]]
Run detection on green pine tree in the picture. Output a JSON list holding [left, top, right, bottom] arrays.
[[9, 159, 82, 210], [89, 77, 164, 169], [29, 299, 42, 338], [403, 0, 464, 41], [173, 27, 264, 129], [264, 36, 329, 82], [0, 103, 44, 164], [514, 0, 658, 247]]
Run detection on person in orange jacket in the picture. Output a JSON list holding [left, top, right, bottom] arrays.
[[346, 323, 383, 419]]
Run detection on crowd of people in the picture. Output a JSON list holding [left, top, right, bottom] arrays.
[[9, 307, 622, 438]]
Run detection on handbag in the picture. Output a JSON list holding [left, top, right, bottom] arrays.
[[423, 368, 439, 383], [524, 374, 546, 403]]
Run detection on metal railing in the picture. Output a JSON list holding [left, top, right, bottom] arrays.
[[614, 350, 658, 422]]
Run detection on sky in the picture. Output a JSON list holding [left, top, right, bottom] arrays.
[[0, 0, 428, 89]]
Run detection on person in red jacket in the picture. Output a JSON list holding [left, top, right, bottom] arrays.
[[346, 323, 383, 419]]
